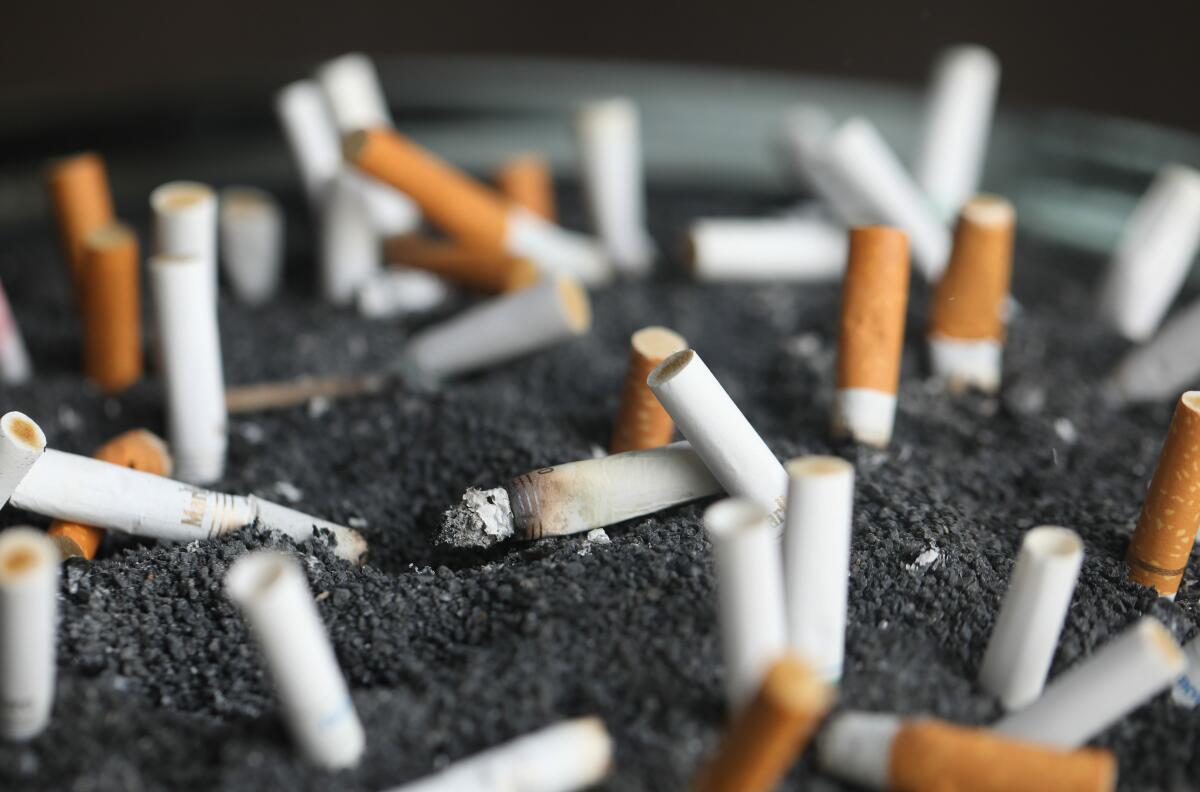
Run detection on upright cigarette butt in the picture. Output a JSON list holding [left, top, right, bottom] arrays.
[[834, 226, 910, 447], [685, 215, 847, 282], [151, 182, 219, 298], [0, 280, 33, 385], [225, 373, 388, 414], [0, 528, 60, 741], [384, 234, 539, 294], [320, 171, 381, 305], [1126, 391, 1200, 596], [275, 81, 341, 211], [495, 153, 556, 221], [692, 656, 833, 792], [46, 152, 114, 292], [315, 52, 394, 133], [0, 412, 46, 508], [928, 196, 1014, 392], [219, 187, 284, 306], [80, 224, 142, 393], [610, 327, 688, 453]]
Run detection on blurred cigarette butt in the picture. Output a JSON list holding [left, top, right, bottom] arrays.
[[1126, 391, 1200, 597], [151, 182, 219, 298], [46, 152, 115, 293], [47, 429, 172, 560], [0, 527, 60, 741], [0, 279, 33, 385], [0, 411, 46, 508], [495, 153, 556, 221], [226, 373, 388, 414], [833, 226, 910, 447], [80, 224, 142, 393], [384, 234, 539, 293], [928, 196, 1014, 393], [692, 656, 833, 792], [610, 327, 688, 453]]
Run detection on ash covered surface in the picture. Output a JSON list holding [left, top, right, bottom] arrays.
[[0, 184, 1197, 792]]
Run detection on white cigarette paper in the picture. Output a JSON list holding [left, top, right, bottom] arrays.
[[649, 349, 787, 525], [151, 181, 219, 297], [833, 389, 898, 449], [320, 171, 381, 306], [1170, 635, 1200, 709], [275, 81, 342, 211], [1109, 294, 1200, 403], [0, 528, 59, 741], [779, 106, 869, 222], [11, 449, 366, 563], [315, 52, 393, 133], [575, 98, 655, 275], [914, 45, 1001, 220], [219, 187, 284, 305], [783, 456, 855, 682], [357, 267, 448, 320], [1097, 165, 1200, 342], [503, 209, 612, 286], [818, 711, 902, 790], [704, 498, 788, 712], [993, 616, 1184, 748], [0, 412, 45, 507], [226, 551, 365, 768], [978, 526, 1084, 711], [384, 717, 613, 792], [151, 254, 228, 484], [402, 276, 591, 383], [686, 215, 847, 282], [0, 281, 32, 385]]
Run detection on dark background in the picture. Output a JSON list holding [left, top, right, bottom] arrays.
[[2, 0, 1199, 132]]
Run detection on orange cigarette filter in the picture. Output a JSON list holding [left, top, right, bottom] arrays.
[[47, 429, 172, 560], [80, 224, 142, 393], [46, 152, 115, 295], [836, 226, 911, 393], [929, 195, 1015, 342], [1126, 391, 1200, 596], [891, 719, 1116, 792], [345, 128, 511, 251], [692, 655, 834, 792], [610, 326, 688, 453], [384, 234, 539, 294], [495, 153, 557, 221]]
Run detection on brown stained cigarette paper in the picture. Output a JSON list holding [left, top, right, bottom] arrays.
[[1126, 392, 1200, 596], [890, 719, 1116, 792], [692, 656, 833, 792], [610, 326, 687, 453], [384, 234, 539, 294], [225, 373, 388, 414], [929, 195, 1014, 342], [495, 153, 557, 221], [836, 227, 911, 393], [46, 152, 115, 294], [344, 128, 511, 252], [47, 429, 172, 560], [80, 224, 142, 393]]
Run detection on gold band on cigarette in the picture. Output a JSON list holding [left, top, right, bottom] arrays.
[[1127, 391, 1200, 596], [46, 152, 115, 296], [495, 153, 556, 221], [836, 226, 911, 393], [610, 326, 687, 453], [929, 195, 1014, 342], [225, 373, 388, 414], [692, 655, 833, 792], [384, 234, 540, 294], [81, 223, 142, 393]]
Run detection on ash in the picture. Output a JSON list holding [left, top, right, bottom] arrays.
[[437, 487, 514, 548]]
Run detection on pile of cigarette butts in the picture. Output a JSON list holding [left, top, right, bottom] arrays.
[[3, 43, 1200, 792]]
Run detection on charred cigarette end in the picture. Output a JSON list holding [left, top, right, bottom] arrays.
[[2, 413, 46, 453], [437, 487, 515, 548], [495, 153, 556, 221], [0, 527, 60, 741], [611, 326, 688, 454], [248, 496, 368, 565]]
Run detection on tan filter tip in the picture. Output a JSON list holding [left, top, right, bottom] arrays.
[[929, 194, 1015, 343], [837, 226, 911, 393], [611, 326, 688, 453], [555, 277, 592, 333]]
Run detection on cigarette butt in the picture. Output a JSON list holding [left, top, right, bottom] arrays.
[[80, 224, 142, 393], [384, 233, 539, 293], [45, 152, 114, 294], [1126, 391, 1200, 596], [320, 170, 380, 306], [225, 373, 388, 414], [1109, 294, 1200, 403], [0, 527, 60, 741], [685, 215, 847, 282], [0, 279, 33, 385], [276, 81, 341, 212], [928, 195, 1015, 392], [315, 52, 394, 133], [356, 268, 448, 320], [834, 226, 910, 447], [779, 105, 869, 221], [151, 182, 219, 299], [495, 153, 556, 221], [692, 655, 833, 792], [0, 412, 46, 508], [610, 326, 688, 453], [219, 187, 284, 305]]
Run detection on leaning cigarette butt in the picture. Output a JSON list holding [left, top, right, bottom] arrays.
[[704, 499, 789, 712], [320, 171, 381, 306], [151, 181, 219, 298], [219, 187, 284, 306], [0, 528, 60, 741], [1109, 294, 1200, 403], [928, 196, 1014, 393], [692, 655, 833, 792], [80, 223, 142, 393], [1098, 165, 1200, 342], [649, 350, 787, 525], [979, 526, 1083, 711], [610, 327, 688, 453], [275, 81, 342, 211], [783, 456, 855, 682], [914, 45, 1002, 221], [315, 52, 394, 133], [45, 152, 114, 292], [385, 717, 613, 792], [47, 429, 172, 560], [439, 441, 721, 548], [1170, 635, 1200, 708], [819, 711, 1116, 792], [685, 215, 847, 282], [401, 276, 590, 384], [0, 279, 33, 385], [384, 233, 539, 293], [225, 373, 388, 414], [356, 267, 448, 320], [0, 412, 46, 508], [778, 105, 865, 219], [344, 128, 610, 284], [226, 551, 365, 768], [993, 616, 1184, 748], [150, 254, 227, 484], [12, 450, 366, 564], [834, 226, 910, 447], [495, 153, 556, 221]]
